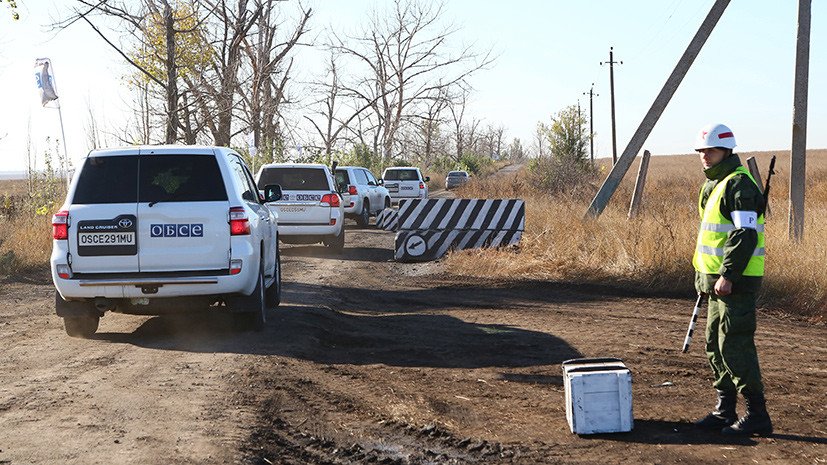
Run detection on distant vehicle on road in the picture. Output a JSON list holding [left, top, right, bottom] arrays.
[[382, 167, 429, 204], [256, 163, 347, 251], [445, 170, 470, 190], [335, 166, 391, 227]]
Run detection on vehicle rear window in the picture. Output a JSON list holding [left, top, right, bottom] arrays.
[[383, 169, 419, 181], [335, 170, 350, 185], [257, 167, 329, 191], [448, 171, 467, 177], [138, 155, 228, 203], [73, 155, 139, 204]]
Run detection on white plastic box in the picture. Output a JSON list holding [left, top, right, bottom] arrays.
[[562, 357, 633, 434]]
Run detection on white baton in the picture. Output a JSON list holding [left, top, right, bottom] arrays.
[[682, 292, 706, 353]]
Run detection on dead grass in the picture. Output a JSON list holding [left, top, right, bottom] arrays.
[[445, 150, 827, 322], [0, 179, 61, 275]]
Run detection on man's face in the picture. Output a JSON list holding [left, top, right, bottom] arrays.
[[697, 147, 727, 169]]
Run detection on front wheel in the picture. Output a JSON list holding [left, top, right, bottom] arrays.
[[63, 316, 100, 338], [266, 247, 281, 308]]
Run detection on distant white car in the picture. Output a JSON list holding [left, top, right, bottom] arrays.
[[335, 166, 391, 227], [255, 163, 348, 251], [382, 167, 429, 204]]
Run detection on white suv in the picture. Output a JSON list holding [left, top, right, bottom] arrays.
[[255, 163, 347, 251], [335, 166, 391, 227], [382, 167, 429, 204], [50, 146, 281, 338]]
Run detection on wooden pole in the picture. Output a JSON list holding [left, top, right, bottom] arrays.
[[746, 156, 770, 218], [585, 0, 731, 219], [628, 150, 651, 219], [601, 48, 622, 166], [789, 0, 810, 240], [584, 84, 598, 167]]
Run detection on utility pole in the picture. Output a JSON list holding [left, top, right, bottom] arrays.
[[586, 0, 731, 219], [583, 83, 598, 167], [789, 0, 810, 240], [601, 47, 622, 165]]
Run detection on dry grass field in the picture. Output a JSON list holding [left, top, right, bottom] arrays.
[[446, 149, 827, 322], [2, 150, 825, 321]]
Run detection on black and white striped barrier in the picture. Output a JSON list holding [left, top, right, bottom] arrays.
[[376, 207, 399, 231], [394, 198, 525, 262]]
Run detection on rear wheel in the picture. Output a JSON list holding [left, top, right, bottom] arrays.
[[63, 316, 100, 338], [234, 266, 266, 331], [356, 200, 370, 227], [324, 227, 345, 252]]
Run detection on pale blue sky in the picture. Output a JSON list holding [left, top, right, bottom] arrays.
[[1, 0, 825, 172]]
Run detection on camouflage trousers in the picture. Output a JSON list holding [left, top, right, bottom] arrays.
[[705, 292, 764, 394]]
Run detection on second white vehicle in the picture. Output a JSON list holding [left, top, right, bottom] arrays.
[[256, 163, 347, 251], [335, 166, 391, 227], [382, 167, 429, 204]]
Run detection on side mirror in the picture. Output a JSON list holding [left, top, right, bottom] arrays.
[[377, 178, 384, 185], [424, 176, 430, 182], [264, 184, 282, 202]]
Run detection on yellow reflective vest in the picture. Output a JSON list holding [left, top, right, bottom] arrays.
[[692, 166, 765, 277]]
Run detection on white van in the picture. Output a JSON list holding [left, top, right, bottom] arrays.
[[335, 166, 391, 227], [382, 167, 429, 204], [50, 146, 281, 337], [256, 163, 347, 251]]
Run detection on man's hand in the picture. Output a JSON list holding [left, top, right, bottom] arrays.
[[714, 276, 733, 296]]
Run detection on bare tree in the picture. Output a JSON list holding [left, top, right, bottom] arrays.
[[447, 86, 469, 161], [329, 0, 491, 164], [304, 51, 375, 160], [238, 1, 311, 153], [65, 0, 206, 143], [409, 88, 450, 167]]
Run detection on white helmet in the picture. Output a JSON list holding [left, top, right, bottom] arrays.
[[695, 123, 736, 150]]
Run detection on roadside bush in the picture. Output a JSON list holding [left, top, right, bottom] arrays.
[[458, 152, 493, 175], [528, 155, 597, 197]]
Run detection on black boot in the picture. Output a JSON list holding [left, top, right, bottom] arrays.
[[722, 392, 773, 436], [695, 390, 738, 429]]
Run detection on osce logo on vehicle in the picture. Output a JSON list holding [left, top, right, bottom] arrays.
[[281, 193, 321, 201], [150, 223, 204, 238]]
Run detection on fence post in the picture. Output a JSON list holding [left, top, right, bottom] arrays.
[[627, 150, 651, 219]]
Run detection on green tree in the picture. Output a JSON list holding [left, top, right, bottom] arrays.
[[537, 105, 589, 165], [529, 105, 595, 194]]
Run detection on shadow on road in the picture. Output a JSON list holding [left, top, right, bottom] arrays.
[[96, 283, 581, 368], [281, 244, 392, 263]]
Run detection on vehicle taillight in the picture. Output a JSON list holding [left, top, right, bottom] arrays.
[[321, 193, 340, 207], [229, 207, 250, 235], [348, 185, 357, 196], [230, 259, 243, 275], [419, 182, 425, 189], [52, 210, 69, 240]]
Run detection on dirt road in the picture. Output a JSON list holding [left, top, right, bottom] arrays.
[[1, 221, 825, 464]]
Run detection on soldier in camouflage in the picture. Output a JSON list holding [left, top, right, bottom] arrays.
[[691, 123, 773, 437]]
